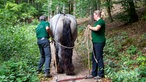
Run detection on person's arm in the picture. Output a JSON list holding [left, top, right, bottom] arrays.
[[46, 26, 53, 38], [87, 24, 101, 31]]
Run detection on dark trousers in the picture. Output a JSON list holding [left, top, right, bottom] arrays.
[[37, 38, 51, 74], [91, 42, 105, 77]]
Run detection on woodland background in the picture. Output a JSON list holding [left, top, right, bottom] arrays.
[[0, 0, 146, 82]]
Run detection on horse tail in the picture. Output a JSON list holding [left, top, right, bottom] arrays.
[[60, 17, 73, 47]]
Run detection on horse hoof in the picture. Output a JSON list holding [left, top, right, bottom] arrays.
[[57, 69, 64, 74], [57, 71, 64, 74]]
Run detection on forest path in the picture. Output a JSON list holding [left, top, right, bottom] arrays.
[[40, 42, 111, 82]]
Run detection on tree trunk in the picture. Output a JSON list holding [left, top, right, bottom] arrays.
[[63, 4, 65, 14], [97, 0, 101, 10], [68, 0, 74, 14], [73, 0, 76, 15], [106, 0, 113, 22], [90, 0, 100, 23], [48, 0, 53, 17], [144, 0, 146, 6], [15, 0, 20, 4], [128, 0, 138, 23]]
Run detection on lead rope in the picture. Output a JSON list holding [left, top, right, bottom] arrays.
[[50, 41, 58, 82], [84, 27, 98, 76], [82, 27, 91, 76], [57, 42, 74, 49], [86, 27, 91, 75]]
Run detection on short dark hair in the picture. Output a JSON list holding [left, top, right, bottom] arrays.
[[39, 15, 47, 21]]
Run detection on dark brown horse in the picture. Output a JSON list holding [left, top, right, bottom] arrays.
[[50, 13, 77, 75]]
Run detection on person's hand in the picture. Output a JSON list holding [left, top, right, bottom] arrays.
[[87, 25, 91, 29], [49, 37, 54, 43]]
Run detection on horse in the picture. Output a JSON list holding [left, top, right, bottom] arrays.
[[50, 13, 77, 75]]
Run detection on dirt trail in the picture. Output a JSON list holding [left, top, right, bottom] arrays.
[[40, 43, 111, 82]]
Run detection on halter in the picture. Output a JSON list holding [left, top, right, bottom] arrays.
[[53, 14, 74, 49]]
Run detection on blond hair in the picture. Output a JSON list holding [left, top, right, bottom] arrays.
[[94, 10, 105, 19], [94, 10, 101, 17]]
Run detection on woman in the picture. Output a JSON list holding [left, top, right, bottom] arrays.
[[87, 10, 106, 80]]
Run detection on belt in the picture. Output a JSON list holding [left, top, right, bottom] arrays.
[[38, 37, 47, 40]]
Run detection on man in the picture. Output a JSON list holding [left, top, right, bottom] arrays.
[[87, 10, 106, 80], [36, 15, 52, 77]]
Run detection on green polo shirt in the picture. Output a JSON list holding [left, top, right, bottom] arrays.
[[91, 18, 106, 43], [36, 21, 50, 39]]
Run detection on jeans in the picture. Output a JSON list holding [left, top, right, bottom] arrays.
[[91, 42, 105, 77], [37, 38, 51, 74]]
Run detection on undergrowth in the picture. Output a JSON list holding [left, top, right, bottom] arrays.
[[0, 22, 40, 82], [76, 20, 146, 82]]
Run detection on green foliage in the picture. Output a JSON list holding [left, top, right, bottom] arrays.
[[136, 56, 146, 66], [31, 19, 39, 25], [142, 10, 146, 20], [78, 24, 145, 81], [74, 0, 91, 17], [102, 0, 113, 9], [114, 12, 130, 22], [139, 66, 146, 78], [0, 60, 39, 82], [126, 45, 137, 55], [0, 24, 40, 82], [49, 0, 66, 13], [113, 0, 138, 23], [102, 28, 146, 81], [0, 1, 37, 26], [104, 38, 119, 57], [78, 25, 86, 33], [104, 31, 128, 57], [137, 55, 146, 81], [112, 68, 139, 82], [119, 0, 132, 20], [0, 26, 26, 61], [142, 15, 146, 20]]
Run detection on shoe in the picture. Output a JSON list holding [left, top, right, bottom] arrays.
[[94, 76, 104, 80], [44, 73, 52, 78], [37, 70, 42, 74], [86, 75, 94, 79]]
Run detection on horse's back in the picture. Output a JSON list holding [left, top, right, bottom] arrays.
[[50, 14, 77, 42], [65, 14, 77, 42]]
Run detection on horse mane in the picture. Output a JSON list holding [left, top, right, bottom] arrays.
[[60, 16, 74, 47]]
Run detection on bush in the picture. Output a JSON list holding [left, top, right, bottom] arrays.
[[0, 60, 39, 82], [0, 26, 26, 61], [0, 2, 37, 27], [104, 38, 119, 57], [0, 24, 40, 82], [112, 68, 140, 82]]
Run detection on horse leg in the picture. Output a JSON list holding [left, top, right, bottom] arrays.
[[57, 59, 64, 74], [65, 57, 75, 75], [56, 45, 64, 74], [62, 49, 75, 75]]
